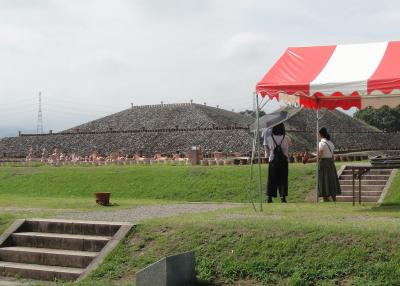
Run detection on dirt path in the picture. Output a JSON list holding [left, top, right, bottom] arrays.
[[55, 203, 240, 222]]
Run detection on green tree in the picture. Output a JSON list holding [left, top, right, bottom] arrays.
[[354, 105, 400, 132]]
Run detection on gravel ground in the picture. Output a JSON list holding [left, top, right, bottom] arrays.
[[55, 203, 239, 222]]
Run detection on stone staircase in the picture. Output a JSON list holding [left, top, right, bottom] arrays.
[[0, 219, 133, 282], [336, 166, 395, 202]]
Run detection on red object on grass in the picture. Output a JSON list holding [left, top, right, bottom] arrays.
[[94, 192, 111, 206]]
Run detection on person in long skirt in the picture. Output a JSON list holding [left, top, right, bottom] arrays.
[[318, 127, 341, 201], [266, 123, 291, 203]]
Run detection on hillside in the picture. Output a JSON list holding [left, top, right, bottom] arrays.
[[64, 103, 254, 132]]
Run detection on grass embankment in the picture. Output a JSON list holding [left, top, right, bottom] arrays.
[[0, 164, 316, 208], [0, 165, 399, 285], [79, 204, 400, 286], [381, 170, 400, 206], [0, 213, 15, 233]]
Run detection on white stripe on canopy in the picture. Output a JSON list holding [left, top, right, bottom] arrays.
[[310, 42, 388, 96]]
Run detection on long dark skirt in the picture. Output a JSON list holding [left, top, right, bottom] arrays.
[[267, 159, 288, 197], [318, 158, 342, 197]]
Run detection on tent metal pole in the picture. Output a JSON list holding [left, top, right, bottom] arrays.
[[259, 96, 265, 107], [316, 108, 319, 203], [259, 99, 270, 111], [247, 128, 257, 212], [255, 93, 263, 211], [247, 92, 258, 212]]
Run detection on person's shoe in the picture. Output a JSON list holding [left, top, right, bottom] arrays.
[[281, 197, 287, 203], [267, 197, 273, 203]]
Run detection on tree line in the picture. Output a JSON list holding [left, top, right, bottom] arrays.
[[239, 105, 400, 133], [354, 105, 400, 132]]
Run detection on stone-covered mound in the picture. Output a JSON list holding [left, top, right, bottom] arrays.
[[0, 103, 399, 158], [0, 129, 251, 157], [64, 103, 253, 132], [281, 108, 399, 152]]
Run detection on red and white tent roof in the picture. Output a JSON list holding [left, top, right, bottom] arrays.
[[256, 41, 400, 110]]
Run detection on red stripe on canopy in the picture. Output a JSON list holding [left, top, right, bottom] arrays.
[[368, 41, 400, 94], [299, 92, 361, 110], [256, 45, 335, 98]]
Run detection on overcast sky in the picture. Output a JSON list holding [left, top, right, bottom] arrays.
[[0, 0, 400, 133]]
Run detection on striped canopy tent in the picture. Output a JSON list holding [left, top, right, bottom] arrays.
[[256, 41, 400, 109], [248, 41, 400, 210]]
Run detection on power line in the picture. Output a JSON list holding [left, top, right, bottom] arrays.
[[0, 105, 37, 113], [0, 97, 36, 106], [45, 109, 111, 117], [45, 98, 124, 109], [42, 103, 119, 113], [36, 92, 43, 134]]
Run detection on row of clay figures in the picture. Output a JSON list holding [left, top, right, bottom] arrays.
[[26, 147, 36, 161], [26, 148, 190, 163], [27, 147, 315, 164], [153, 152, 188, 162]]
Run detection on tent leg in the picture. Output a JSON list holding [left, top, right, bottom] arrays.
[[247, 93, 259, 212], [247, 125, 257, 212], [255, 94, 263, 211], [316, 109, 319, 203]]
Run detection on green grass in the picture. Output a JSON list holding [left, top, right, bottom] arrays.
[[0, 213, 15, 233], [1, 164, 399, 285], [0, 164, 318, 208], [382, 171, 400, 206], [75, 204, 400, 286]]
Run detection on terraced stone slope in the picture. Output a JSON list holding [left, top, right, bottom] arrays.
[[0, 103, 398, 157]]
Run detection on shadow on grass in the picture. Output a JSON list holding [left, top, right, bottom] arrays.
[[95, 203, 120, 207]]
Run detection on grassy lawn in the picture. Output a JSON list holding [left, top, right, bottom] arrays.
[[0, 164, 318, 208], [76, 203, 400, 286], [0, 164, 399, 285]]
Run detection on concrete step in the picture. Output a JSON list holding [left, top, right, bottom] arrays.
[[336, 195, 381, 202], [339, 174, 390, 180], [20, 219, 121, 236], [0, 247, 97, 268], [341, 169, 392, 175], [340, 180, 388, 186], [0, 261, 83, 281], [340, 190, 382, 196], [11, 232, 111, 252], [340, 185, 385, 191], [370, 159, 400, 164], [0, 219, 134, 281]]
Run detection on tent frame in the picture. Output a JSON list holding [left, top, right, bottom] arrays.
[[247, 93, 264, 211], [248, 93, 324, 211]]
